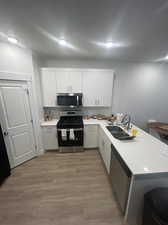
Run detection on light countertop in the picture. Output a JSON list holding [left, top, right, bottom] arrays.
[[41, 119, 168, 175], [40, 119, 105, 126]]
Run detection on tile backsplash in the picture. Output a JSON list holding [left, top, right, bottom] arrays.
[[43, 107, 112, 120]]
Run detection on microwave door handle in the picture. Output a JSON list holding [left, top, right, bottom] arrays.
[[77, 95, 79, 106]]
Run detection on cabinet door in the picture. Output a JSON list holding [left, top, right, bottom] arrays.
[[55, 70, 69, 93], [82, 71, 98, 106], [98, 127, 107, 164], [41, 69, 57, 106], [100, 71, 114, 106], [84, 125, 98, 148], [55, 70, 82, 93], [104, 133, 111, 174], [69, 70, 82, 93], [42, 127, 58, 150], [98, 127, 111, 173], [83, 70, 114, 107]]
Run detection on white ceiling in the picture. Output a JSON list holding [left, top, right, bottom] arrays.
[[1, 0, 168, 61]]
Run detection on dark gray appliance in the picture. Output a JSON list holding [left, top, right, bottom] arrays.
[[57, 115, 84, 153], [0, 125, 11, 184], [57, 93, 82, 107], [110, 143, 132, 213]]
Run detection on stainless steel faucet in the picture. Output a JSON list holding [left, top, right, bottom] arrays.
[[121, 114, 131, 130]]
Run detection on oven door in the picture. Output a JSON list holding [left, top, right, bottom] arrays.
[[57, 128, 83, 147]]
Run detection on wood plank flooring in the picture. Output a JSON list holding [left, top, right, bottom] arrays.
[[0, 150, 126, 225]]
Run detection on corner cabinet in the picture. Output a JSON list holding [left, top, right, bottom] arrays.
[[41, 68, 114, 107]]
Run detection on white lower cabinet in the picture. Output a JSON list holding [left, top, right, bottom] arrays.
[[84, 125, 98, 148], [99, 127, 111, 173], [42, 127, 58, 150]]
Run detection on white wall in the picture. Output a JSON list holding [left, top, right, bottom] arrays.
[[0, 42, 34, 75], [42, 59, 168, 129], [32, 54, 43, 120], [0, 41, 43, 154]]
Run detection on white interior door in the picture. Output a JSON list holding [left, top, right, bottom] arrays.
[[0, 84, 36, 168]]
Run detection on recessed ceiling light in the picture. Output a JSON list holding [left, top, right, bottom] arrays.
[[7, 36, 18, 44], [105, 42, 121, 48], [58, 39, 67, 46], [165, 55, 168, 60]]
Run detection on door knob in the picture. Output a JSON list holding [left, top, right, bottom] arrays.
[[4, 131, 8, 136]]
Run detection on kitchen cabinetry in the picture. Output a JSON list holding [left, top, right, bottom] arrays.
[[68, 70, 83, 93], [98, 127, 111, 173], [41, 68, 83, 106], [82, 70, 114, 107], [41, 68, 113, 107], [41, 69, 57, 107], [84, 125, 98, 148], [56, 69, 82, 93], [42, 127, 58, 150]]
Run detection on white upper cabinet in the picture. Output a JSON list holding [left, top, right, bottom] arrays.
[[41, 69, 57, 107], [41, 68, 114, 107], [82, 70, 114, 107], [55, 70, 69, 93], [55, 69, 82, 93], [68, 70, 83, 93]]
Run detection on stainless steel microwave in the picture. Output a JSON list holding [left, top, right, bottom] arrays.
[[57, 93, 82, 107]]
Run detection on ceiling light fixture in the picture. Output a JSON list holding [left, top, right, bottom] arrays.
[[105, 41, 121, 48], [58, 39, 67, 46], [165, 55, 168, 60], [7, 36, 18, 44]]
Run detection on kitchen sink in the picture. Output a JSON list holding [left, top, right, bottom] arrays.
[[106, 126, 135, 140]]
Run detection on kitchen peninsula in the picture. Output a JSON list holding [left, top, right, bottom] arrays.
[[41, 119, 168, 225]]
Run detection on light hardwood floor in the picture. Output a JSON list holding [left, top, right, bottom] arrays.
[[0, 150, 126, 225]]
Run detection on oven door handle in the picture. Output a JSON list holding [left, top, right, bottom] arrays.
[[57, 128, 83, 131]]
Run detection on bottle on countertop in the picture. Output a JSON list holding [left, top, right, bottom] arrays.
[[116, 113, 123, 125]]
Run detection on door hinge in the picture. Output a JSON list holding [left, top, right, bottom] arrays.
[[26, 89, 29, 95], [31, 119, 33, 124]]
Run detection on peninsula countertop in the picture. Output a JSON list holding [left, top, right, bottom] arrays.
[[41, 119, 168, 175]]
